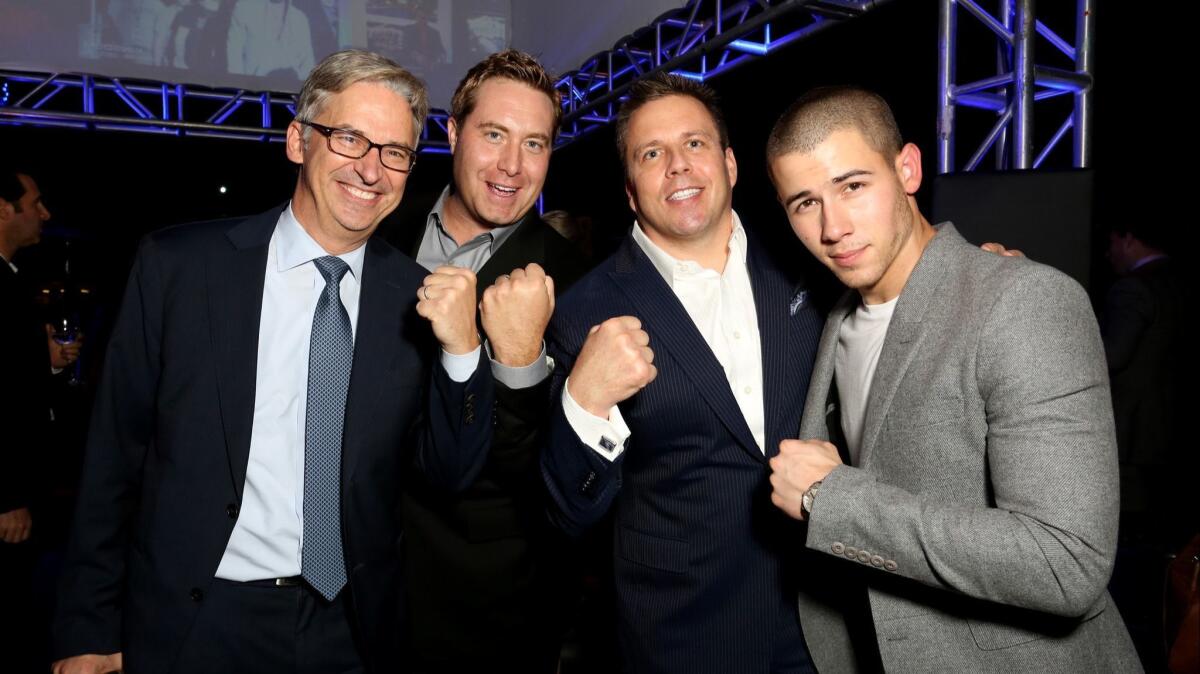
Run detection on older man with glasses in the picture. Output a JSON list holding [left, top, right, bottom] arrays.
[[52, 49, 494, 674]]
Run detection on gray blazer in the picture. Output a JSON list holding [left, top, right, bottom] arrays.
[[795, 224, 1141, 673]]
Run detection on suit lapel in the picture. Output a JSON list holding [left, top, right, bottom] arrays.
[[746, 242, 796, 458], [342, 238, 407, 486], [799, 292, 854, 443], [609, 236, 762, 462], [476, 212, 545, 298], [209, 208, 278, 501], [856, 225, 957, 468]]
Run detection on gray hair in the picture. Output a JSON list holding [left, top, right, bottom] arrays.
[[295, 49, 429, 144]]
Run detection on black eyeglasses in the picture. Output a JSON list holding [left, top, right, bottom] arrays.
[[298, 120, 418, 173]]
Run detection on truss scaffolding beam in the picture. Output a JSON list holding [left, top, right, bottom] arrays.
[[554, 0, 894, 146], [937, 0, 1093, 173], [0, 69, 453, 152]]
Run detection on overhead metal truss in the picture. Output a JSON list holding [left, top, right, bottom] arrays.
[[554, 0, 894, 145], [0, 0, 892, 153], [0, 70, 455, 154], [2, 0, 1094, 169], [937, 0, 1094, 173]]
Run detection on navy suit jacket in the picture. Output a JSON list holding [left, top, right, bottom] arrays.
[[53, 206, 494, 673], [542, 230, 823, 673]]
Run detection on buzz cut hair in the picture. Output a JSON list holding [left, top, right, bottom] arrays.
[[766, 86, 903, 162]]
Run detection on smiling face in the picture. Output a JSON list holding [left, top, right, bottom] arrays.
[[623, 94, 737, 256], [770, 127, 931, 304], [286, 80, 416, 254], [444, 77, 555, 238]]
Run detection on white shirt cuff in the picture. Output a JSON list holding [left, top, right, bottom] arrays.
[[562, 377, 631, 461], [486, 341, 550, 390], [441, 345, 481, 383]]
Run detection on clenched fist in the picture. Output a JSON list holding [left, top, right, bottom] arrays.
[[768, 439, 843, 520], [416, 266, 480, 355], [480, 263, 555, 367], [567, 316, 657, 418]]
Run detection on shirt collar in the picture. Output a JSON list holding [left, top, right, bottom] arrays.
[[631, 209, 748, 285], [275, 201, 366, 279], [0, 253, 15, 274], [428, 184, 523, 254]]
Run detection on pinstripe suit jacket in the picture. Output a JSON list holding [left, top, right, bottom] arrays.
[[542, 230, 824, 674], [795, 224, 1142, 673]]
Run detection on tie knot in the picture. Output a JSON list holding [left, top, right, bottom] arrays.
[[313, 255, 350, 285]]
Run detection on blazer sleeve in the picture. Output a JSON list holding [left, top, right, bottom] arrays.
[[53, 237, 164, 658], [412, 347, 496, 493], [804, 266, 1119, 619], [540, 308, 625, 538]]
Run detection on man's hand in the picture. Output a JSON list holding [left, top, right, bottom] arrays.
[[0, 507, 32, 543], [768, 439, 843, 520], [51, 652, 123, 674], [980, 242, 1025, 258], [480, 263, 555, 367], [416, 266, 481, 355], [566, 316, 656, 418], [46, 324, 84, 369]]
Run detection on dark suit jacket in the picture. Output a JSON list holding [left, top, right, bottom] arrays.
[[0, 262, 50, 515], [391, 204, 589, 671], [52, 206, 494, 674], [541, 231, 824, 674], [1103, 257, 1181, 468]]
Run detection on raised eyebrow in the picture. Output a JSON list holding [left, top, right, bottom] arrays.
[[328, 124, 409, 147], [631, 139, 662, 157], [832, 169, 873, 184], [783, 189, 814, 209]]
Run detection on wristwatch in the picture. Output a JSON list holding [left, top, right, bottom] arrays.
[[801, 480, 823, 516]]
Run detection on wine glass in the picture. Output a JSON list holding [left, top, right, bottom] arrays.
[[52, 316, 81, 385]]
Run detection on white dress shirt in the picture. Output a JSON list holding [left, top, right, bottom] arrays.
[[217, 204, 477, 580], [564, 211, 765, 460]]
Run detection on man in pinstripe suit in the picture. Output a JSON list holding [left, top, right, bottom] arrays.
[[542, 73, 824, 673]]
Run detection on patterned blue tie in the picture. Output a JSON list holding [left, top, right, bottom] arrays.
[[302, 256, 353, 601]]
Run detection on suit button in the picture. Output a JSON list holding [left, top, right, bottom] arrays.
[[831, 542, 845, 555], [190, 588, 203, 602], [579, 471, 597, 496], [466, 393, 476, 404], [857, 550, 870, 564], [845, 545, 858, 559], [870, 555, 884, 567], [465, 413, 476, 425], [884, 560, 898, 572], [226, 503, 239, 519]]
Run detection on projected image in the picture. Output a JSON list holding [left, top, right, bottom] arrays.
[[0, 0, 510, 104], [366, 0, 450, 73], [78, 0, 336, 82]]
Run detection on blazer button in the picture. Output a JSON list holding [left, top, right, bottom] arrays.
[[190, 588, 204, 602], [870, 555, 884, 567], [845, 545, 858, 559], [883, 560, 898, 572], [856, 550, 871, 564], [466, 393, 476, 404], [465, 413, 476, 425], [831, 542, 845, 555], [226, 503, 239, 519], [579, 471, 597, 497]]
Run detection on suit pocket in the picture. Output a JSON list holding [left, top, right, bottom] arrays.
[[967, 619, 1046, 651], [616, 525, 689, 575]]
